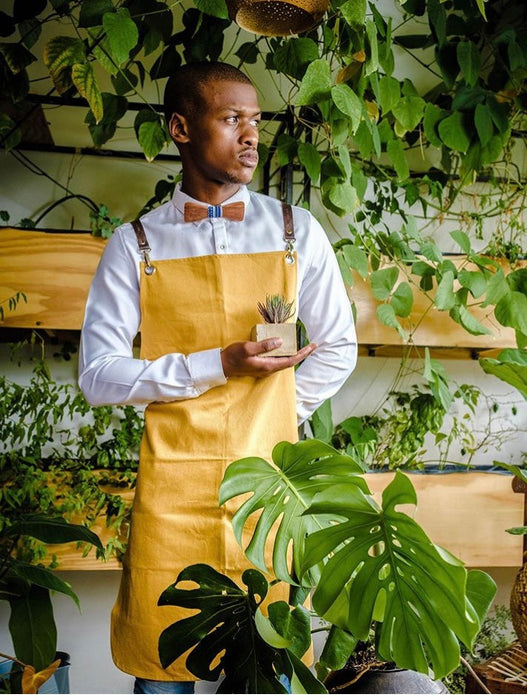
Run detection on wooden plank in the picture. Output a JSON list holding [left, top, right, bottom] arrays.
[[0, 227, 106, 329], [51, 472, 523, 570], [351, 257, 527, 350], [365, 472, 523, 568]]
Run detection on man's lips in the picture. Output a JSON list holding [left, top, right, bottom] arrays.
[[239, 149, 259, 167]]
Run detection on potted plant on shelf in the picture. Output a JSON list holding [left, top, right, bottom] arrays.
[[0, 514, 103, 693], [157, 439, 496, 693]]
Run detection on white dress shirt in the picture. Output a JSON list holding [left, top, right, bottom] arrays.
[[79, 185, 357, 425]]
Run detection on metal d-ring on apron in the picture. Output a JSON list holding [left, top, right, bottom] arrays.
[[110, 203, 301, 681]]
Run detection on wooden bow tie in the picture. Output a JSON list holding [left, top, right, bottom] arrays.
[[184, 201, 245, 222]]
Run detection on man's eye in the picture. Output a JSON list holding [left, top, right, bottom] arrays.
[[250, 119, 260, 128], [226, 116, 238, 124]]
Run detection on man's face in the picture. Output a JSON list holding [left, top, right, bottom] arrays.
[[177, 80, 261, 187]]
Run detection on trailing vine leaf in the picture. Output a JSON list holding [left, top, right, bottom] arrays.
[[85, 92, 128, 147], [438, 111, 471, 153], [297, 141, 321, 183], [43, 36, 85, 93], [376, 303, 405, 337], [71, 62, 103, 123], [218, 440, 366, 584], [450, 304, 491, 336], [369, 266, 399, 301], [495, 291, 527, 335], [392, 95, 425, 132], [138, 118, 166, 161], [78, 0, 114, 28], [102, 8, 139, 66], [340, 0, 366, 29], [301, 471, 497, 679], [10, 561, 81, 608], [296, 59, 331, 106], [194, 0, 229, 19], [480, 349, 527, 399], [0, 42, 36, 73], [390, 281, 413, 317], [273, 38, 319, 80], [387, 138, 409, 180], [457, 40, 480, 87], [331, 84, 362, 133], [158, 565, 286, 693]]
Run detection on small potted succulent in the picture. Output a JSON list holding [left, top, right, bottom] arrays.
[[251, 294, 297, 356]]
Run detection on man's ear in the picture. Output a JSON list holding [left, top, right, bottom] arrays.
[[169, 112, 190, 144]]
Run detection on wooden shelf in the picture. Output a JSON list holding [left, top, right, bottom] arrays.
[[0, 227, 105, 330], [49, 471, 524, 571]]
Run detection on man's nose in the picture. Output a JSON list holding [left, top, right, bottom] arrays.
[[241, 122, 258, 146]]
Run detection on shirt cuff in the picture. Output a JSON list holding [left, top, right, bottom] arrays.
[[187, 348, 227, 393]]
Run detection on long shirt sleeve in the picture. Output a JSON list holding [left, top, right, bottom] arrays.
[[78, 185, 357, 423]]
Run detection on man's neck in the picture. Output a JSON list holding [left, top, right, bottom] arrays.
[[180, 180, 242, 206]]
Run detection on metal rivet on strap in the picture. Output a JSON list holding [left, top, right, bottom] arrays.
[[145, 264, 156, 275]]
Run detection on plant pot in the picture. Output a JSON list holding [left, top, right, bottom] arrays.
[[327, 667, 448, 694], [0, 651, 70, 694], [251, 323, 297, 356]]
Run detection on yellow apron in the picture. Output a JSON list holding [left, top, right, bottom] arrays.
[[110, 238, 299, 681]]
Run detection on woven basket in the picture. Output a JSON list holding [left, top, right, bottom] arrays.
[[226, 0, 328, 36]]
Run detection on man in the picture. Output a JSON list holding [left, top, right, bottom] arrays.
[[79, 61, 356, 693]]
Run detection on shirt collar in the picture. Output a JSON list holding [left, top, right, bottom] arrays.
[[172, 183, 250, 219]]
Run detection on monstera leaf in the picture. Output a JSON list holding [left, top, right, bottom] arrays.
[[219, 440, 366, 584], [301, 471, 497, 679], [158, 564, 318, 693]]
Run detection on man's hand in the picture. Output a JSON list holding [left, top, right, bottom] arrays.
[[221, 338, 317, 378]]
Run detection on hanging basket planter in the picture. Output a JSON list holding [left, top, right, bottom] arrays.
[[226, 0, 329, 36]]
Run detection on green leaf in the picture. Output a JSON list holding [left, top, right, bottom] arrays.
[[364, 19, 379, 76], [342, 244, 368, 279], [78, 0, 114, 27], [276, 133, 297, 166], [495, 291, 527, 335], [11, 561, 80, 609], [7, 514, 103, 549], [103, 7, 139, 66], [456, 41, 480, 87], [435, 270, 455, 310], [219, 440, 366, 585], [370, 266, 399, 301], [449, 230, 471, 254], [331, 84, 362, 133], [0, 112, 21, 150], [392, 96, 425, 132], [71, 62, 103, 123], [337, 144, 352, 180], [337, 250, 354, 285], [328, 181, 357, 215], [158, 565, 285, 693], [18, 18, 41, 49], [480, 349, 527, 398], [378, 75, 400, 115], [0, 41, 36, 74], [309, 399, 333, 443], [317, 626, 357, 678], [423, 103, 447, 147], [376, 303, 405, 336], [484, 267, 509, 306], [43, 36, 85, 93], [273, 38, 319, 80], [296, 59, 331, 106], [235, 42, 259, 64], [387, 138, 409, 180], [297, 141, 321, 183], [391, 281, 413, 317], [289, 651, 328, 693], [474, 103, 493, 147], [450, 304, 491, 336], [302, 471, 494, 679], [194, 0, 229, 18], [438, 112, 471, 153], [86, 92, 128, 147], [8, 585, 56, 670], [256, 602, 311, 658], [340, 0, 366, 28], [457, 269, 486, 299], [138, 118, 166, 161]]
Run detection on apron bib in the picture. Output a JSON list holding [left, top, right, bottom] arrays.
[[110, 236, 299, 680]]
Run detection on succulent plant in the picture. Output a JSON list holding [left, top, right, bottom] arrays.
[[257, 294, 295, 324]]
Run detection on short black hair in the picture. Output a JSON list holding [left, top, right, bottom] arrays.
[[163, 62, 254, 125]]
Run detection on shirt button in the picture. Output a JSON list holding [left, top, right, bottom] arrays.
[[219, 244, 225, 250]]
